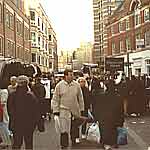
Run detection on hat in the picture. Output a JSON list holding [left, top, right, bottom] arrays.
[[10, 76, 17, 81], [17, 75, 29, 86]]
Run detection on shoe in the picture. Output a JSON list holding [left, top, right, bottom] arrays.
[[111, 144, 119, 148], [81, 134, 86, 139], [104, 145, 112, 150], [0, 144, 9, 149], [61, 145, 68, 149]]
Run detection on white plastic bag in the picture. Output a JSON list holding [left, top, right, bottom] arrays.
[[54, 115, 61, 134], [86, 122, 100, 143]]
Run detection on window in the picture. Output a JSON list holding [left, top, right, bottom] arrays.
[[145, 30, 150, 46], [5, 9, 10, 27], [10, 13, 14, 29], [45, 27, 47, 35], [144, 8, 150, 22], [126, 37, 131, 51], [19, 22, 22, 36], [16, 46, 19, 58], [38, 55, 41, 64], [38, 36, 40, 46], [135, 10, 141, 26], [38, 17, 40, 26], [45, 43, 47, 50], [31, 32, 36, 42], [0, 4, 2, 23], [119, 40, 124, 52], [49, 35, 51, 41], [49, 62, 52, 69], [0, 37, 3, 54], [32, 53, 36, 62], [112, 42, 115, 54], [7, 40, 11, 50], [11, 43, 15, 57], [111, 26, 115, 34], [30, 11, 35, 20], [126, 18, 130, 30], [107, 6, 111, 15], [16, 20, 19, 33], [25, 28, 29, 40], [136, 33, 141, 40], [42, 40, 44, 48], [42, 23, 44, 31], [118, 22, 123, 32]]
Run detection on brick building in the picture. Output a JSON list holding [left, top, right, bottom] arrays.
[[93, 0, 124, 71], [0, 0, 30, 63], [106, 0, 150, 76]]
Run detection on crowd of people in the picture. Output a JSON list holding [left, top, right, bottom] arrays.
[[0, 68, 149, 150], [51, 69, 150, 150]]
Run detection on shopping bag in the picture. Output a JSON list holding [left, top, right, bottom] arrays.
[[86, 122, 100, 143], [54, 115, 61, 134], [117, 127, 128, 145]]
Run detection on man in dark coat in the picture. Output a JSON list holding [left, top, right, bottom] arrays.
[[32, 77, 46, 132], [7, 75, 40, 149]]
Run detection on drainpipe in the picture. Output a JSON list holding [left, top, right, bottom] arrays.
[[3, 0, 5, 58]]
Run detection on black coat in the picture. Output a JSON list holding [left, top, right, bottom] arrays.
[[92, 89, 124, 126], [81, 86, 90, 110], [7, 87, 40, 135], [92, 89, 124, 145]]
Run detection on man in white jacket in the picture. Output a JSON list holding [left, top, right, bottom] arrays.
[[51, 69, 84, 149]]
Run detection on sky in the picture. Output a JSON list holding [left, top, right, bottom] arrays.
[[41, 0, 94, 50]]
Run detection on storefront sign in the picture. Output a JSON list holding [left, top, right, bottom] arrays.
[[105, 57, 124, 72]]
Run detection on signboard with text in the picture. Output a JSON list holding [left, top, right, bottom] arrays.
[[105, 57, 124, 72]]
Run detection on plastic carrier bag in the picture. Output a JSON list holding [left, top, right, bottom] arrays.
[[86, 122, 100, 143]]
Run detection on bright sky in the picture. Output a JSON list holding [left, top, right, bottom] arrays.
[[41, 0, 94, 50]]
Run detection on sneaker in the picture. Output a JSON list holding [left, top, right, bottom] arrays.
[[81, 134, 86, 139], [111, 144, 119, 148], [104, 145, 112, 150], [75, 138, 80, 143]]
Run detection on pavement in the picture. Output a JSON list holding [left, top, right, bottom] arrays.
[[32, 114, 150, 150]]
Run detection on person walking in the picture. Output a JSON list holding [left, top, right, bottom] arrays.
[[0, 82, 11, 149], [78, 77, 91, 138], [92, 79, 124, 150], [7, 75, 40, 149], [8, 76, 17, 95], [51, 69, 84, 149], [32, 77, 46, 132]]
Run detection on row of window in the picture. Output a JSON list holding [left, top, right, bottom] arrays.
[[31, 53, 50, 67], [0, 3, 30, 39], [112, 30, 150, 54], [31, 32, 52, 51], [0, 37, 31, 61], [111, 7, 150, 34], [30, 11, 48, 36]]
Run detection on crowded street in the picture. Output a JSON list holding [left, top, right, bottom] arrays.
[[0, 0, 150, 150], [33, 115, 150, 150]]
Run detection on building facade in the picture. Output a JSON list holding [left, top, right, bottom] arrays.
[[0, 0, 30, 63], [72, 42, 93, 70], [93, 0, 124, 71], [29, 2, 57, 72], [107, 0, 150, 76]]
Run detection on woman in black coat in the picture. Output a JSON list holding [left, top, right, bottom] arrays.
[[7, 75, 40, 150], [92, 79, 124, 149]]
